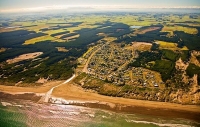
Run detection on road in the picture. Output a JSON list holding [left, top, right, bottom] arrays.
[[42, 44, 104, 103], [82, 45, 104, 73], [42, 74, 76, 103]]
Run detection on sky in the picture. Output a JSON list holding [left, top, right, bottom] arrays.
[[0, 0, 200, 13]]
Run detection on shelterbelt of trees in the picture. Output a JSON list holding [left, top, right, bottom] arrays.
[[0, 13, 200, 86]]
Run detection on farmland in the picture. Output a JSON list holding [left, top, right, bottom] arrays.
[[155, 41, 188, 50], [24, 35, 56, 44], [0, 12, 200, 104], [161, 25, 198, 36]]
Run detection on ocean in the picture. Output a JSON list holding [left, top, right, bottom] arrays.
[[0, 99, 199, 127]]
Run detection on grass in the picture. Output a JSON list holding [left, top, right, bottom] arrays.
[[130, 42, 152, 51], [22, 21, 99, 44], [46, 18, 67, 24], [66, 23, 99, 33], [67, 15, 108, 23], [161, 25, 198, 36], [24, 35, 56, 44], [24, 27, 74, 44], [181, 46, 189, 50], [99, 83, 121, 96], [12, 21, 36, 26], [0, 27, 22, 33], [102, 37, 117, 42], [73, 73, 121, 96], [109, 14, 159, 26], [67, 14, 159, 27], [63, 34, 80, 40], [156, 41, 188, 51], [55, 34, 68, 38], [5, 14, 199, 48], [83, 46, 96, 58], [156, 41, 177, 50], [11, 21, 53, 32], [171, 15, 200, 23], [44, 29, 68, 35]]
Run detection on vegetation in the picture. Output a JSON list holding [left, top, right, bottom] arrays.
[[128, 51, 162, 67], [60, 33, 78, 39], [156, 41, 188, 51], [186, 64, 200, 85], [162, 49, 179, 61], [129, 48, 191, 82], [24, 35, 56, 44], [161, 25, 198, 36], [0, 12, 200, 88], [151, 60, 175, 82], [175, 31, 200, 50], [74, 73, 154, 97]]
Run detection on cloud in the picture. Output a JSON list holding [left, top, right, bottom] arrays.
[[1, 5, 200, 13]]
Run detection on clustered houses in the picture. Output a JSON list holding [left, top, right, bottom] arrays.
[[83, 44, 103, 60], [87, 43, 163, 87], [78, 44, 103, 66], [130, 67, 163, 87], [87, 43, 132, 85]]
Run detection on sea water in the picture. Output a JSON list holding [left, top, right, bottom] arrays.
[[0, 100, 199, 127]]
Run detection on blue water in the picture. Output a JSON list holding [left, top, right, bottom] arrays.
[[0, 100, 199, 127]]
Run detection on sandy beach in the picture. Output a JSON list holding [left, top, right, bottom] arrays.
[[1, 81, 200, 114], [0, 80, 62, 94], [52, 83, 200, 113]]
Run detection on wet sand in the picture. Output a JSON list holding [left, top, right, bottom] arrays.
[[73, 102, 200, 122], [52, 83, 200, 113], [51, 83, 200, 122], [0, 81, 200, 122], [0, 92, 41, 102]]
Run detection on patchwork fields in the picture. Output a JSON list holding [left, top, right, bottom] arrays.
[[0, 12, 199, 104]]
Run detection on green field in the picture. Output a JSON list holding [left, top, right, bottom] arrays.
[[0, 12, 199, 89], [156, 41, 188, 50], [161, 25, 198, 36]]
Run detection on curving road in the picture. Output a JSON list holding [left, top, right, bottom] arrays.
[[83, 45, 104, 73], [42, 74, 76, 103], [42, 44, 104, 103]]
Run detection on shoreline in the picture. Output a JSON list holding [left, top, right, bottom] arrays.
[[0, 82, 200, 122], [48, 96, 200, 122], [52, 83, 200, 113], [0, 91, 200, 123], [1, 82, 200, 113]]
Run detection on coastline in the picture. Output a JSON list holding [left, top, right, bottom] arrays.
[[0, 82, 200, 122], [52, 83, 200, 113]]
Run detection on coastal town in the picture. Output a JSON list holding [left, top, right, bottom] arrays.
[[78, 41, 164, 88]]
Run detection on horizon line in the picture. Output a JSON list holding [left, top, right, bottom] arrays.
[[1, 5, 200, 13]]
